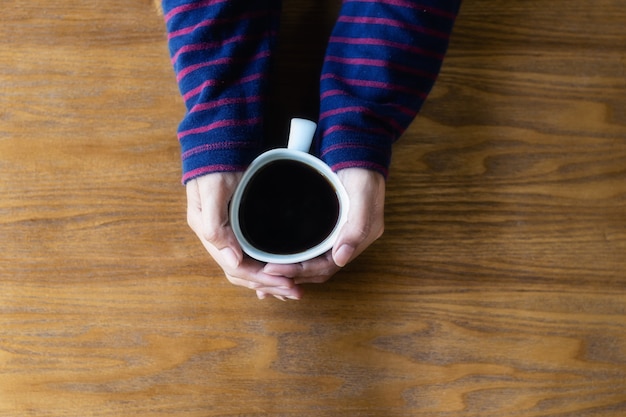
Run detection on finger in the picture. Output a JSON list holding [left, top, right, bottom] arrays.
[[263, 263, 303, 278], [223, 258, 297, 288], [188, 199, 242, 270], [227, 273, 296, 290], [187, 174, 244, 269], [196, 174, 241, 251], [186, 179, 202, 228], [264, 252, 341, 284], [333, 169, 385, 267], [211, 246, 303, 298], [228, 276, 303, 299], [333, 221, 367, 268], [333, 180, 372, 267], [292, 252, 341, 284]]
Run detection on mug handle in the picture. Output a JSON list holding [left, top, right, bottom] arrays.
[[287, 118, 317, 153]]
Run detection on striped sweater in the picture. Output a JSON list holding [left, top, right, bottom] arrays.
[[163, 0, 461, 183]]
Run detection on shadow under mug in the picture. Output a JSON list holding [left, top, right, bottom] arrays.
[[229, 118, 349, 264]]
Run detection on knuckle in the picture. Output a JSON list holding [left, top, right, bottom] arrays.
[[201, 225, 222, 244], [352, 222, 371, 242], [247, 281, 261, 290]]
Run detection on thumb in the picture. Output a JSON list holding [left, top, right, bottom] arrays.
[[197, 173, 243, 267], [332, 168, 385, 268], [332, 213, 368, 268]]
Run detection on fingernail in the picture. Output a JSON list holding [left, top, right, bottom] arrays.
[[334, 244, 355, 268], [220, 247, 240, 269]]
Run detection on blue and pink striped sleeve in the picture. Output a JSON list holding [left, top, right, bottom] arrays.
[[316, 0, 461, 177], [163, 0, 460, 183], [163, 0, 279, 184]]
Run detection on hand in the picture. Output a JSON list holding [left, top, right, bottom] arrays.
[[263, 168, 385, 286], [186, 173, 303, 300]]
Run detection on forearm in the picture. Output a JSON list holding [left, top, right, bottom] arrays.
[[163, 0, 280, 183], [317, 0, 462, 177]]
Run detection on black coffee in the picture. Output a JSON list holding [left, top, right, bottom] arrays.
[[238, 160, 340, 255]]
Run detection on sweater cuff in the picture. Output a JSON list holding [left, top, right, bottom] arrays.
[[317, 123, 393, 179], [179, 124, 262, 184]]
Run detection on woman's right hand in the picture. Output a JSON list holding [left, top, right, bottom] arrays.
[[186, 172, 303, 300]]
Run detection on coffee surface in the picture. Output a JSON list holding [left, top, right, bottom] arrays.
[[238, 160, 340, 255]]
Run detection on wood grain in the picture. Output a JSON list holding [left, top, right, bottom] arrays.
[[1, 1, 625, 416]]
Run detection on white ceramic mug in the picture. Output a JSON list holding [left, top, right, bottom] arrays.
[[229, 118, 349, 264]]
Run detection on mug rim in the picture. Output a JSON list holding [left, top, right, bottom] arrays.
[[229, 149, 349, 264]]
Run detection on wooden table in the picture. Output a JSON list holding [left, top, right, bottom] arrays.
[[1, 1, 625, 416]]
